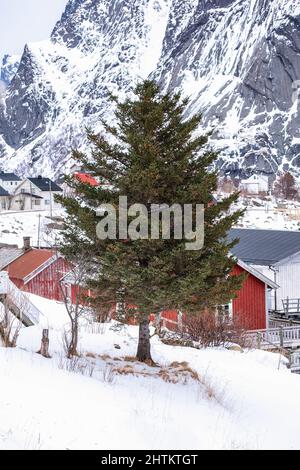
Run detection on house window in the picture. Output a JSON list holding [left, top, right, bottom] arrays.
[[34, 199, 41, 206], [21, 189, 25, 193], [1, 201, 6, 209], [45, 200, 50, 205], [217, 304, 232, 324]]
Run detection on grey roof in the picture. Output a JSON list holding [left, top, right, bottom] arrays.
[[0, 172, 21, 181], [0, 185, 9, 196], [0, 247, 23, 270], [228, 228, 300, 266], [28, 177, 62, 192]]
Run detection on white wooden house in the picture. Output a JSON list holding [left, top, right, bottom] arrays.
[[240, 174, 269, 194], [0, 172, 22, 195], [0, 185, 10, 211], [11, 176, 62, 211], [229, 228, 300, 314]]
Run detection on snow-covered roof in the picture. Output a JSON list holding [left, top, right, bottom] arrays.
[[0, 172, 21, 182], [241, 174, 269, 184]]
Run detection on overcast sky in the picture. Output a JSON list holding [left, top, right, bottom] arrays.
[[0, 0, 67, 61]]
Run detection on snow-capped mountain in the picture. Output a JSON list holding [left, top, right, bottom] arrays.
[[0, 54, 20, 86], [0, 0, 300, 178]]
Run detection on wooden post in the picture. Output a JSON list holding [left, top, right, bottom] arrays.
[[257, 333, 261, 349], [178, 310, 183, 332], [279, 326, 284, 348], [38, 329, 51, 358]]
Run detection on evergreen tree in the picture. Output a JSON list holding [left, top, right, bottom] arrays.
[[57, 80, 244, 363]]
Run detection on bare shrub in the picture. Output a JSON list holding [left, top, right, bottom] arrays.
[[0, 286, 29, 347], [102, 364, 116, 384], [184, 311, 247, 348], [159, 363, 200, 384], [113, 364, 135, 375], [0, 308, 20, 347], [58, 354, 95, 377], [198, 373, 227, 407], [85, 352, 96, 359], [124, 355, 138, 363]]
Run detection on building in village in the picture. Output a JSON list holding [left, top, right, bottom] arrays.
[[240, 174, 270, 194], [0, 185, 10, 211], [62, 256, 278, 331], [153, 259, 278, 332], [0, 237, 69, 301], [0, 172, 22, 194], [229, 228, 300, 314], [11, 176, 63, 212], [61, 172, 99, 197]]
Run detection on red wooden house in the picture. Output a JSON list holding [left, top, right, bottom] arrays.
[[157, 260, 278, 331], [63, 258, 278, 331], [230, 260, 278, 330], [2, 243, 69, 301]]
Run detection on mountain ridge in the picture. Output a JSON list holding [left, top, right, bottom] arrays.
[[0, 0, 299, 179]]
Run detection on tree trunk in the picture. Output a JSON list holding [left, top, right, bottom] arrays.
[[67, 319, 79, 358], [136, 318, 153, 363], [38, 329, 51, 358]]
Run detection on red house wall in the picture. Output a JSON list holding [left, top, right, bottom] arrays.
[[11, 258, 70, 301], [66, 265, 268, 332], [231, 265, 266, 330]]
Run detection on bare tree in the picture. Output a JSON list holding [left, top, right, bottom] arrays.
[[218, 176, 237, 194], [0, 285, 33, 347], [59, 251, 94, 358], [0, 299, 21, 347], [274, 172, 298, 200]]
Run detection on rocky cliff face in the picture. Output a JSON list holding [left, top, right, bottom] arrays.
[[0, 54, 20, 85], [0, 0, 300, 178]]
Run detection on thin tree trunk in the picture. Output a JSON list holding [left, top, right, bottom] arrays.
[[68, 319, 79, 358], [136, 318, 153, 363]]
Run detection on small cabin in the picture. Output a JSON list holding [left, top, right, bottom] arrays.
[[240, 174, 269, 194]]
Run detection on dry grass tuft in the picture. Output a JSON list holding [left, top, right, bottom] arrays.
[[170, 361, 189, 368], [98, 354, 112, 361], [113, 364, 135, 375], [124, 355, 138, 363], [85, 352, 96, 359]]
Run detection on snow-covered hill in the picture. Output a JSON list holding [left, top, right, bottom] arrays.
[[0, 293, 300, 450], [0, 0, 300, 178]]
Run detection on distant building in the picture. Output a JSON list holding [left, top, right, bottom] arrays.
[[0, 185, 10, 211], [0, 172, 22, 194], [228, 228, 300, 313], [74, 172, 99, 187], [240, 174, 269, 194], [1, 237, 69, 301], [11, 176, 63, 211]]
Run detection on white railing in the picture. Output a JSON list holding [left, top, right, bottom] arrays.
[[247, 326, 300, 349]]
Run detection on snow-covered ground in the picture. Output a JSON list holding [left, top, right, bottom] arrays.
[[0, 194, 299, 252], [0, 209, 65, 247], [0, 294, 300, 450], [222, 194, 300, 231]]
